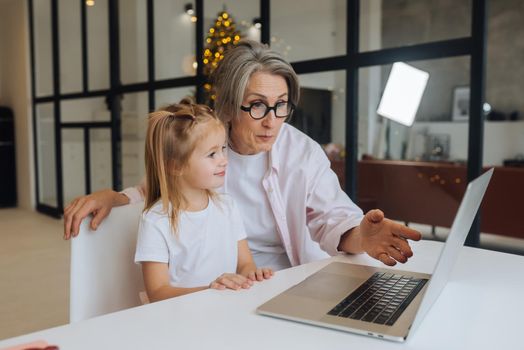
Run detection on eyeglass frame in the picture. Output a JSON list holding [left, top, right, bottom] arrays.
[[240, 101, 296, 120]]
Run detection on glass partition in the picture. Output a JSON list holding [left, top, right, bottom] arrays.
[[87, 0, 109, 90], [120, 0, 148, 85], [61, 97, 109, 123], [358, 56, 470, 162], [357, 56, 470, 240], [359, 0, 472, 52], [61, 129, 85, 205], [89, 128, 112, 192], [479, 1, 524, 248], [36, 103, 57, 206], [33, 0, 53, 97], [121, 92, 149, 189], [155, 87, 195, 109], [59, 0, 82, 94], [271, 0, 346, 62], [295, 70, 347, 190], [203, 0, 260, 43], [154, 0, 196, 80]]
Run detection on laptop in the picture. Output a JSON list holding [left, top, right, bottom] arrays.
[[257, 168, 494, 342]]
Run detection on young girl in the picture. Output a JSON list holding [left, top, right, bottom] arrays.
[[135, 98, 273, 302]]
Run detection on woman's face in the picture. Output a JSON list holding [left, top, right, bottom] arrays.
[[229, 71, 289, 155]]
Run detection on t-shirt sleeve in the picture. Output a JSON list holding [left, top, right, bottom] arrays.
[[121, 177, 146, 204], [228, 198, 247, 242], [134, 213, 170, 264]]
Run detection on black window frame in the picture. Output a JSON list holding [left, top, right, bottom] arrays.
[[28, 0, 486, 247]]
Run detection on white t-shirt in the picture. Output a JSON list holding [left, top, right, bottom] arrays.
[[134, 194, 246, 288], [227, 148, 291, 270]]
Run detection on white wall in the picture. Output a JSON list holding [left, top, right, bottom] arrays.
[[408, 121, 524, 166], [0, 0, 34, 210]]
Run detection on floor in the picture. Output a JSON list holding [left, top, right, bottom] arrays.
[[0, 208, 69, 341], [1, 208, 523, 341]]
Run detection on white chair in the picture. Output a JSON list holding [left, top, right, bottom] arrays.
[[69, 202, 145, 323]]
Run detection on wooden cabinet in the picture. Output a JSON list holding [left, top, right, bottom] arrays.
[[331, 159, 524, 239]]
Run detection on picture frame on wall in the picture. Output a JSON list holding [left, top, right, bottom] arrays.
[[452, 86, 470, 121]]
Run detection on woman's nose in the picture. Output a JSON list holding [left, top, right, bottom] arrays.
[[262, 110, 277, 126]]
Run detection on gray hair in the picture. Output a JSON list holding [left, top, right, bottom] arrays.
[[211, 40, 300, 124]]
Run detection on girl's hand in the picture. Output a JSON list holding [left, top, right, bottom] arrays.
[[246, 267, 273, 282], [209, 273, 254, 290]]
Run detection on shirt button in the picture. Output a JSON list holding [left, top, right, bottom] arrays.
[[268, 187, 273, 193]]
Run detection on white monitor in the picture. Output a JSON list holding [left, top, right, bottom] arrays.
[[377, 62, 429, 127]]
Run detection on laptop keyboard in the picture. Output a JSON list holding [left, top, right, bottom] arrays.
[[327, 272, 428, 326]]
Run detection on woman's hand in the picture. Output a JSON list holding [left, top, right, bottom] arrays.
[[245, 268, 274, 282], [209, 273, 254, 290], [63, 189, 130, 240], [359, 209, 422, 266]]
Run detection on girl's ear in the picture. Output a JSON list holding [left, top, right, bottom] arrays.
[[170, 168, 183, 176], [168, 160, 184, 176]]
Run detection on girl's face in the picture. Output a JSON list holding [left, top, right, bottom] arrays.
[[229, 71, 289, 155], [180, 125, 228, 191]]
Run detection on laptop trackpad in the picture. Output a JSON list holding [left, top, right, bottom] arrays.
[[286, 271, 364, 303]]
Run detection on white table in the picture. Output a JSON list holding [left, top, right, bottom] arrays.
[[1, 240, 523, 350]]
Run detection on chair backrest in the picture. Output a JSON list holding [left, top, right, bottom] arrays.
[[69, 202, 144, 323]]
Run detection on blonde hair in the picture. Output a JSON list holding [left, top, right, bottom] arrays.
[[211, 39, 300, 124], [144, 97, 224, 235]]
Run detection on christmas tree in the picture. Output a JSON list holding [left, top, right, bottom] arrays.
[[202, 10, 242, 103]]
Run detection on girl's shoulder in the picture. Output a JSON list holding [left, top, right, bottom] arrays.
[[141, 200, 169, 224]]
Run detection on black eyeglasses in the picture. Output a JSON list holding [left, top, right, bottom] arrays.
[[240, 101, 295, 120]]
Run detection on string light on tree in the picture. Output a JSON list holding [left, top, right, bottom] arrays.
[[203, 10, 242, 101]]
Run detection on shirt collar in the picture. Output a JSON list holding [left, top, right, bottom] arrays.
[[268, 123, 288, 174]]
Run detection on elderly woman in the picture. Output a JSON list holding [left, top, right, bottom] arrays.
[[64, 40, 420, 270]]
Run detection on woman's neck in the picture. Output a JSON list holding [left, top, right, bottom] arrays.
[[228, 130, 259, 155], [229, 140, 252, 155]]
